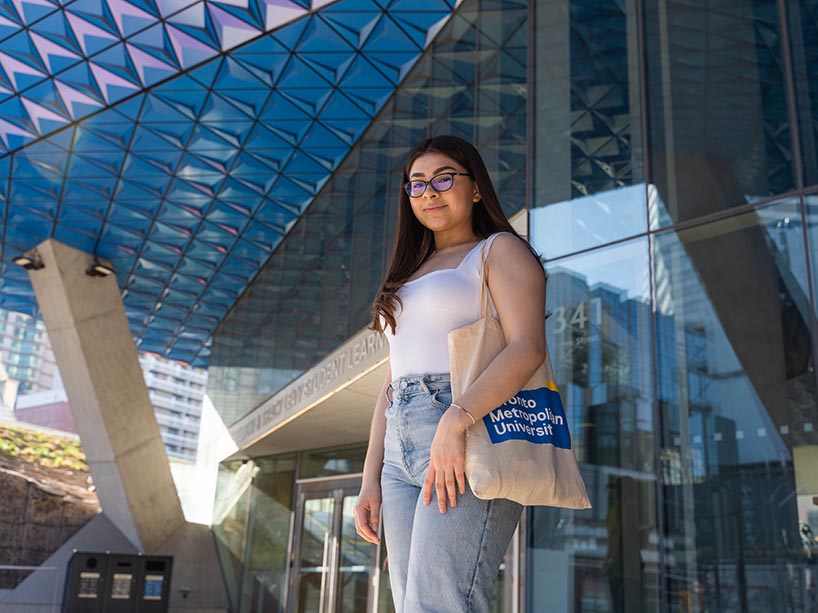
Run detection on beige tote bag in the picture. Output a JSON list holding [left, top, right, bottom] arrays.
[[448, 237, 592, 508]]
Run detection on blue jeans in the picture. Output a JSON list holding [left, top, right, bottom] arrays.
[[381, 374, 522, 613]]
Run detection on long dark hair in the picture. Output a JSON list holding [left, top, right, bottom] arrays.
[[369, 135, 543, 335]]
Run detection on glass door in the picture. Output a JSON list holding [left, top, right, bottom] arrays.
[[289, 479, 378, 613]]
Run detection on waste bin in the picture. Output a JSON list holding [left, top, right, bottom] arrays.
[[62, 551, 173, 613]]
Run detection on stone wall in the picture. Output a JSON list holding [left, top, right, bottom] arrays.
[[0, 468, 99, 589]]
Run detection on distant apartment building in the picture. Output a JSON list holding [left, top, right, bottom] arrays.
[[0, 309, 206, 461], [0, 308, 59, 394], [138, 352, 206, 462]]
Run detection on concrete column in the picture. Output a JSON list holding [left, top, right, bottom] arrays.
[[25, 238, 184, 552]]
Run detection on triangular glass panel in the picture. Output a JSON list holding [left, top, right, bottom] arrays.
[[230, 50, 290, 87], [277, 86, 331, 116], [258, 91, 312, 124], [215, 87, 269, 119], [217, 179, 266, 206], [142, 120, 195, 150], [264, 118, 312, 146], [187, 132, 240, 168], [0, 0, 25, 27], [229, 154, 279, 194], [68, 151, 123, 179], [130, 122, 181, 152], [277, 54, 334, 92], [13, 149, 65, 180], [198, 119, 254, 150], [269, 6, 309, 49], [68, 0, 122, 39], [361, 12, 423, 51], [297, 13, 356, 54], [110, 1, 160, 37], [78, 122, 133, 153], [318, 1, 382, 48], [3, 30, 50, 73], [149, 78, 207, 118], [365, 49, 419, 83], [338, 53, 390, 88], [298, 50, 354, 83], [200, 92, 256, 126], [62, 178, 116, 204], [214, 56, 270, 89], [241, 218, 280, 252], [54, 225, 98, 251]]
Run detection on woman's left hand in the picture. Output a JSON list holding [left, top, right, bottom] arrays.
[[423, 406, 468, 513]]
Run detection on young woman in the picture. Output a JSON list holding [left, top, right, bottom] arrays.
[[353, 135, 547, 612]]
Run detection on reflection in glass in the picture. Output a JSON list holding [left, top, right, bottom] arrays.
[[295, 496, 335, 613], [531, 0, 644, 257], [335, 496, 373, 613], [788, 2, 818, 187], [299, 445, 367, 481], [653, 200, 817, 610], [213, 460, 256, 610], [240, 456, 296, 613], [528, 238, 659, 612], [207, 0, 528, 426], [530, 184, 647, 260], [644, 0, 794, 227]]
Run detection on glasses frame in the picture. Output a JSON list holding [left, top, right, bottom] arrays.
[[403, 172, 473, 198]]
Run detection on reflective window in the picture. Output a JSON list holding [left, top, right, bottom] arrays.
[[789, 2, 818, 187], [528, 238, 659, 612], [653, 199, 817, 610], [644, 0, 794, 228], [530, 0, 646, 259], [213, 460, 254, 610], [299, 445, 367, 480], [240, 456, 296, 613]]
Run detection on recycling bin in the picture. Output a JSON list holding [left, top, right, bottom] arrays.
[[62, 551, 173, 613]]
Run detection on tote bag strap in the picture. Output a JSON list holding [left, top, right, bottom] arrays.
[[477, 232, 507, 318]]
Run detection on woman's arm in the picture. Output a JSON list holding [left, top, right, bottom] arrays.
[[423, 233, 546, 512], [354, 362, 392, 544]]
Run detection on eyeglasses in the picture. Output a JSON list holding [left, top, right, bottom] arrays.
[[403, 172, 472, 198]]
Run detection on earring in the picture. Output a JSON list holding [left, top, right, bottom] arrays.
[[473, 194, 481, 202]]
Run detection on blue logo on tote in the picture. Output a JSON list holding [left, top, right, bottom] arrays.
[[483, 385, 572, 449]]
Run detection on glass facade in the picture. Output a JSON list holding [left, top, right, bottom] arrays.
[[207, 0, 528, 426], [211, 0, 818, 612]]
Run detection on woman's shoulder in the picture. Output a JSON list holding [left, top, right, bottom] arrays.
[[486, 231, 532, 257], [485, 232, 542, 274]]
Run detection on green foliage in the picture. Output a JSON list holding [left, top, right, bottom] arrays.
[[0, 425, 89, 472]]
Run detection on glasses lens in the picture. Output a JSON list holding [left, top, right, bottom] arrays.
[[430, 173, 454, 192], [408, 181, 426, 197]]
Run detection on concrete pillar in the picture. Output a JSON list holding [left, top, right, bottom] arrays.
[[24, 238, 184, 552]]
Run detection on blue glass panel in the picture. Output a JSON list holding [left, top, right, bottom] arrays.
[[0, 0, 456, 366], [645, 0, 794, 227], [653, 199, 815, 610], [789, 2, 818, 188]]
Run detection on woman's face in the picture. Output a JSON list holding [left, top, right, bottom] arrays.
[[406, 152, 479, 237]]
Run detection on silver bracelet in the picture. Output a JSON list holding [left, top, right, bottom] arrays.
[[450, 402, 476, 427]]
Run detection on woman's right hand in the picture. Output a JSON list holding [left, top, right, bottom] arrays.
[[353, 480, 382, 544]]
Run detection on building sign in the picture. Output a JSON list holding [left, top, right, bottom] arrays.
[[229, 327, 388, 449]]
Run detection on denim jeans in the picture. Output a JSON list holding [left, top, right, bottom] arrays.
[[381, 373, 523, 613]]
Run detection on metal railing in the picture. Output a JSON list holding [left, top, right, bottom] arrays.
[[0, 565, 62, 612]]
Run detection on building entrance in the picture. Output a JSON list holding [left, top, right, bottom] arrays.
[[288, 477, 383, 613], [286, 474, 519, 613]]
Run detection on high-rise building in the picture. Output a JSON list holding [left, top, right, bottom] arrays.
[[0, 309, 206, 461], [0, 308, 59, 394], [138, 352, 207, 462]]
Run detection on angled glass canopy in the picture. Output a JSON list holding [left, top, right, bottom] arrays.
[[0, 0, 458, 366]]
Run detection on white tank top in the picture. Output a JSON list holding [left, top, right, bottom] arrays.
[[384, 233, 503, 379]]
